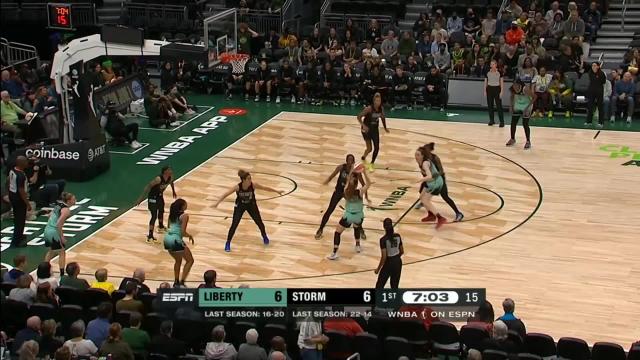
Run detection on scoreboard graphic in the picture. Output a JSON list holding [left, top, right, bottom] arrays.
[[158, 288, 486, 321]]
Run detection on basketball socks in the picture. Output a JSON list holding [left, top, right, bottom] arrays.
[[225, 241, 231, 252]]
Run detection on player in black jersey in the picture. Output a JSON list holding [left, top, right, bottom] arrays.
[[137, 166, 177, 243], [357, 92, 389, 172], [315, 154, 369, 240], [214, 170, 284, 252], [375, 218, 403, 289]]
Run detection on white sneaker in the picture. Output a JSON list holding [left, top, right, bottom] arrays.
[[275, 96, 281, 103], [169, 121, 180, 127], [130, 140, 142, 149], [627, 117, 632, 124], [326, 253, 339, 260], [350, 99, 356, 106], [291, 96, 296, 103], [255, 95, 260, 102], [355, 245, 362, 253], [266, 96, 271, 102]]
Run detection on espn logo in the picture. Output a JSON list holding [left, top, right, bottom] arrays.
[[162, 293, 194, 302]]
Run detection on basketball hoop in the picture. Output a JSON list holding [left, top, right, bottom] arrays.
[[220, 52, 250, 74]]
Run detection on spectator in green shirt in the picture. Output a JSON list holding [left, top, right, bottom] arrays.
[[1, 90, 28, 139], [398, 31, 417, 57], [60, 262, 90, 290], [121, 312, 150, 355]]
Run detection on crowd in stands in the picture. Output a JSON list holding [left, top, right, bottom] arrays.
[[2, 256, 639, 360], [162, 0, 637, 121]]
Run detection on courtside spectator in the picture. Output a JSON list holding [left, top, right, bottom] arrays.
[[563, 11, 585, 40], [54, 344, 72, 360], [64, 320, 98, 357], [13, 317, 41, 354], [91, 268, 116, 295], [60, 262, 90, 290], [532, 66, 552, 117], [298, 317, 328, 360], [116, 281, 145, 314], [434, 43, 451, 73], [119, 268, 151, 295], [468, 300, 495, 332], [270, 351, 285, 360], [468, 349, 482, 360], [34, 282, 59, 307], [122, 312, 151, 354], [148, 320, 187, 360], [199, 269, 221, 288], [86, 302, 113, 347], [2, 90, 32, 141], [381, 30, 399, 58], [269, 336, 292, 360], [18, 340, 39, 360], [9, 274, 36, 305], [549, 70, 574, 117], [238, 329, 266, 360], [611, 72, 635, 123], [99, 323, 134, 360], [480, 320, 520, 353], [323, 317, 364, 337], [3, 254, 27, 283], [1, 70, 25, 97], [205, 325, 237, 360], [36, 262, 59, 290], [497, 298, 527, 337], [38, 319, 63, 358]]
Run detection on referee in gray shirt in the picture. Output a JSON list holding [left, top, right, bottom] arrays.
[[375, 218, 404, 289]]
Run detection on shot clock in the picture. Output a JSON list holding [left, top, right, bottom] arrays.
[[48, 3, 73, 30]]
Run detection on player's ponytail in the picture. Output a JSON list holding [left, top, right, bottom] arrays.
[[383, 218, 394, 238], [238, 170, 250, 180], [426, 142, 435, 151], [60, 192, 74, 203], [168, 198, 186, 223]]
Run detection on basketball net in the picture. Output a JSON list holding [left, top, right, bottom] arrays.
[[220, 52, 250, 74]]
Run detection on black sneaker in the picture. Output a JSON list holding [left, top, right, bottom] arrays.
[[360, 228, 367, 240], [314, 229, 323, 240], [488, 122, 495, 126]]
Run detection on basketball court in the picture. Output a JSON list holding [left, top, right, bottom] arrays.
[[38, 109, 640, 346]]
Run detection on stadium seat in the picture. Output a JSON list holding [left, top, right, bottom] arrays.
[[325, 330, 354, 360], [384, 336, 413, 360], [354, 332, 382, 360], [230, 321, 256, 348], [28, 303, 57, 321], [55, 286, 84, 306], [592, 342, 626, 360], [58, 305, 84, 338], [429, 321, 462, 356], [0, 300, 29, 337], [507, 330, 524, 353], [139, 292, 157, 314], [460, 324, 490, 351], [483, 349, 508, 360], [411, 71, 427, 108], [84, 288, 112, 310], [143, 312, 168, 336], [557, 337, 591, 360], [524, 333, 556, 358], [115, 310, 134, 328], [1, 283, 16, 295], [367, 316, 393, 340], [112, 290, 126, 303], [517, 353, 543, 360], [173, 317, 205, 351], [381, 320, 424, 347]]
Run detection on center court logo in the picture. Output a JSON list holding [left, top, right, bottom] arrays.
[[599, 145, 640, 167]]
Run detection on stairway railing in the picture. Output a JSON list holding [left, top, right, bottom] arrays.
[[621, 0, 627, 31], [0, 37, 39, 71]]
